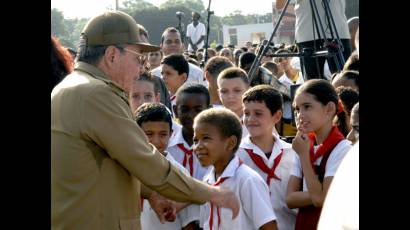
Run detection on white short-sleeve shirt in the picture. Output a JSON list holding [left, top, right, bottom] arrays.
[[278, 72, 304, 120], [166, 128, 211, 225], [237, 135, 297, 230], [318, 142, 359, 230], [186, 22, 206, 52], [141, 153, 197, 229], [200, 155, 277, 230], [294, 0, 350, 43], [291, 139, 352, 191]]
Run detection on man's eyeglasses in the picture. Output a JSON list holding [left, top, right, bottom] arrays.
[[123, 48, 147, 64]]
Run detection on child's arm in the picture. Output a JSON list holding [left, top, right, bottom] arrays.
[[259, 220, 278, 230], [285, 175, 313, 209], [292, 131, 333, 207]]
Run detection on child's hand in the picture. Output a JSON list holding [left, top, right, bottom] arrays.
[[292, 130, 310, 157], [148, 192, 177, 223]]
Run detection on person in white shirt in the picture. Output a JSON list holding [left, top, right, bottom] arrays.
[[151, 27, 207, 87], [193, 108, 278, 230], [237, 85, 297, 230], [186, 12, 206, 53], [274, 49, 304, 137], [167, 84, 212, 228], [135, 102, 203, 230], [286, 79, 352, 230], [317, 142, 358, 230], [159, 53, 189, 116], [277, 0, 352, 80]]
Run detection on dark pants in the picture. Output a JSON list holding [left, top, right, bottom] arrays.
[[297, 39, 352, 80]]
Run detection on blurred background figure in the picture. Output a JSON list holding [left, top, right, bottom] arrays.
[[186, 11, 206, 53], [51, 35, 73, 93]]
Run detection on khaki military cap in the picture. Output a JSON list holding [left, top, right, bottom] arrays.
[[81, 11, 159, 52]]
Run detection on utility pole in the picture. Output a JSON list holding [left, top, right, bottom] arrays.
[[114, 0, 119, 10]]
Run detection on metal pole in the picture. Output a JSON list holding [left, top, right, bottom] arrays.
[[247, 0, 291, 83]]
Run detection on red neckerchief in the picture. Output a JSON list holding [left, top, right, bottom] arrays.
[[245, 148, 283, 186], [170, 95, 176, 102], [177, 143, 194, 176], [308, 126, 344, 174], [209, 159, 243, 230]]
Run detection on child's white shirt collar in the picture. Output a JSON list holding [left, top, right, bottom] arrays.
[[240, 134, 291, 167], [204, 155, 242, 184], [168, 127, 191, 149]]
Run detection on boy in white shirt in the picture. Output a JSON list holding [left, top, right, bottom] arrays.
[[193, 108, 278, 230], [167, 83, 212, 228], [237, 85, 297, 230], [134, 102, 198, 230]]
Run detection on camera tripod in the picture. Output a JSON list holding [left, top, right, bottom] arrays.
[[248, 0, 348, 82]]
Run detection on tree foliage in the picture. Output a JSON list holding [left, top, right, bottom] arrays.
[[120, 0, 157, 15], [160, 0, 205, 13]]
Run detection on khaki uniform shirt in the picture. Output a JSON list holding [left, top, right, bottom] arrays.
[[51, 62, 213, 230]]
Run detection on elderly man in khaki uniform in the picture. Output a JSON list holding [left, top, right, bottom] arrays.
[[51, 11, 239, 230]]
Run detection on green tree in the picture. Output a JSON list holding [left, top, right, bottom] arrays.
[[120, 0, 157, 15], [51, 8, 67, 37], [160, 0, 205, 13]]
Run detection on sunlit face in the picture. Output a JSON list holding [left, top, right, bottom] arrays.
[[130, 80, 159, 113], [161, 64, 187, 95], [148, 51, 162, 68], [140, 121, 172, 154], [112, 45, 144, 94], [293, 92, 333, 133], [217, 78, 248, 115], [347, 108, 359, 144], [174, 93, 209, 133], [193, 122, 232, 167], [161, 31, 183, 56], [243, 101, 278, 138]]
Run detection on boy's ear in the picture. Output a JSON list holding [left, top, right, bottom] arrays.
[[181, 73, 188, 83], [225, 135, 238, 152], [272, 109, 283, 124]]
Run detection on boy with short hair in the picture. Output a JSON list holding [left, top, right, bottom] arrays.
[[167, 83, 212, 228], [160, 53, 189, 110], [193, 108, 278, 230], [237, 85, 297, 230], [203, 56, 234, 108], [134, 102, 197, 230]]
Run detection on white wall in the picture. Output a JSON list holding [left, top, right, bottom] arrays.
[[223, 23, 280, 48]]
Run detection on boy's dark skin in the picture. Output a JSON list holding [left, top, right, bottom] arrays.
[[174, 92, 210, 146], [172, 92, 210, 229]]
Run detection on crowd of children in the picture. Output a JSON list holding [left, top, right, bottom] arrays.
[[85, 18, 359, 230]]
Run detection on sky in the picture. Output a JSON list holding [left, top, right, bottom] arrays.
[[51, 0, 275, 19]]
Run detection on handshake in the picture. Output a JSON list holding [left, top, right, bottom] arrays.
[[147, 187, 240, 223], [147, 191, 188, 223]]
